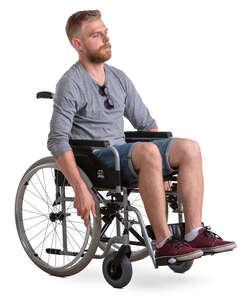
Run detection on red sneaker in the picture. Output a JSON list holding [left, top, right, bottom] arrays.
[[155, 236, 203, 265], [187, 226, 237, 254]]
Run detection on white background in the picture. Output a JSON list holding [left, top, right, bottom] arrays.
[[1, 0, 245, 298]]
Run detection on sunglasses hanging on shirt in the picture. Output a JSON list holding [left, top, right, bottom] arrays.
[[98, 85, 114, 109]]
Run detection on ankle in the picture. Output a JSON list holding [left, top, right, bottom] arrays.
[[185, 223, 203, 235], [156, 231, 172, 244], [184, 226, 203, 242], [156, 235, 172, 248]]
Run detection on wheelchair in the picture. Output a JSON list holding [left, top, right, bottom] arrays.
[[15, 91, 200, 288]]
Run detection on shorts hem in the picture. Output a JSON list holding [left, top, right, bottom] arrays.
[[164, 137, 178, 174], [127, 142, 141, 179]]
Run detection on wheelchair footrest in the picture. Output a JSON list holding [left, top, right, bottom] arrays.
[[202, 249, 233, 256], [156, 256, 178, 266], [202, 252, 217, 256], [146, 222, 186, 241]]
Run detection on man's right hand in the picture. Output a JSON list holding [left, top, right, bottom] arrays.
[[55, 150, 97, 227], [73, 185, 97, 227]]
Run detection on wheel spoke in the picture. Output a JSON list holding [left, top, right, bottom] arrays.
[[25, 217, 49, 232], [64, 225, 85, 234], [22, 208, 49, 217], [29, 222, 53, 242], [25, 189, 53, 215], [65, 229, 77, 254], [67, 218, 86, 239], [28, 179, 53, 212], [38, 169, 54, 209], [23, 199, 50, 219], [65, 226, 81, 249], [40, 219, 51, 258], [32, 223, 55, 250], [23, 214, 48, 221]]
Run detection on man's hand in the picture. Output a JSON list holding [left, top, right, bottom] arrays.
[[164, 181, 170, 191], [73, 185, 97, 227]]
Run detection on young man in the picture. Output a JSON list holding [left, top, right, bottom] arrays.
[[47, 10, 236, 263]]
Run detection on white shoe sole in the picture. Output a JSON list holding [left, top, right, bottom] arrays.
[[156, 249, 204, 264], [202, 242, 237, 254]]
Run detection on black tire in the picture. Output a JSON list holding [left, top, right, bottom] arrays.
[[102, 251, 132, 288], [168, 260, 194, 273]]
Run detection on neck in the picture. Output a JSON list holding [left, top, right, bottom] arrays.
[[79, 58, 105, 81]]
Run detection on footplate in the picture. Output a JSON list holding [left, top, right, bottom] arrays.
[[202, 249, 234, 256], [156, 256, 178, 266]]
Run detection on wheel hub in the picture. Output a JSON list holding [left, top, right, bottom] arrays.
[[49, 211, 65, 222]]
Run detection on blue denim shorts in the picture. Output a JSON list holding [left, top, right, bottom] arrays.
[[92, 137, 178, 185]]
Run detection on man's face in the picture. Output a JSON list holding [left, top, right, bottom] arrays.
[[78, 18, 112, 63]]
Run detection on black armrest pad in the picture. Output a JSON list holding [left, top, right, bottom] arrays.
[[69, 139, 110, 149], [36, 91, 54, 99], [124, 131, 173, 142]]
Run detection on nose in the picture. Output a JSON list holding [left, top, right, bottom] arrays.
[[104, 34, 109, 43]]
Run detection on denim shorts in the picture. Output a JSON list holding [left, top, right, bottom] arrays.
[[92, 137, 178, 185]]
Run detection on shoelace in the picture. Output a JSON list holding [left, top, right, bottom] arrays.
[[203, 226, 222, 240], [168, 236, 190, 250]]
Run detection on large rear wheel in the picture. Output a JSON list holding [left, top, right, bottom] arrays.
[[15, 157, 101, 277]]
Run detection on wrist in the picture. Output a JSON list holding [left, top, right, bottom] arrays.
[[73, 181, 88, 192]]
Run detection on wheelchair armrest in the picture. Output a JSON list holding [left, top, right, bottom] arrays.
[[69, 139, 110, 150], [124, 131, 173, 143], [36, 91, 55, 99]]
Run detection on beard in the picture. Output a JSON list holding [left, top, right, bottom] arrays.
[[85, 44, 112, 63]]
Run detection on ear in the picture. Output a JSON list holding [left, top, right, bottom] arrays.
[[71, 37, 84, 52]]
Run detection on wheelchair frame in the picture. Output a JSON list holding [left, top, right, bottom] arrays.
[[15, 91, 196, 289]]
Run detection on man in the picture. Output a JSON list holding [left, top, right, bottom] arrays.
[[47, 10, 236, 264]]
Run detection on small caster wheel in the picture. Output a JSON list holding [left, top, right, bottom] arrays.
[[168, 259, 194, 273], [102, 251, 132, 288]]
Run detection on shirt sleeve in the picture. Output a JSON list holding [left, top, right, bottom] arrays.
[[47, 76, 81, 159], [123, 74, 158, 130]]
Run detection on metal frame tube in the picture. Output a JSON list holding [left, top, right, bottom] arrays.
[[128, 205, 158, 268]]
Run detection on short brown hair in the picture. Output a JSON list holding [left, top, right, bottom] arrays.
[[65, 10, 101, 44]]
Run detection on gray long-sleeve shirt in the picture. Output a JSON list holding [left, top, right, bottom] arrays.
[[47, 61, 157, 159]]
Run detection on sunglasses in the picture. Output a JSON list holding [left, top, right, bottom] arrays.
[[98, 85, 114, 109]]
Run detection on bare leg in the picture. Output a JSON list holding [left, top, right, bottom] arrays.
[[131, 143, 172, 245], [168, 138, 204, 234]]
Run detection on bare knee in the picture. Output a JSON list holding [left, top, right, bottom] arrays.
[[131, 142, 162, 172], [178, 139, 202, 162]]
